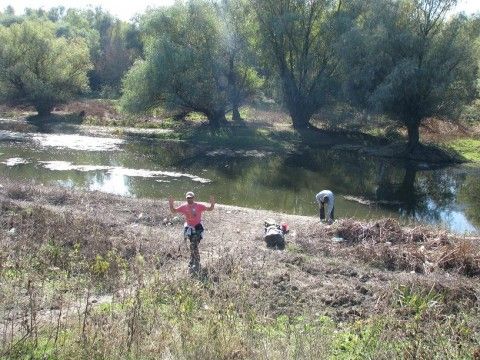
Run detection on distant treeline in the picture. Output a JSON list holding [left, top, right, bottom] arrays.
[[0, 0, 479, 151]]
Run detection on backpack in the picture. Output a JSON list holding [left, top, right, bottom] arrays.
[[263, 219, 285, 250]]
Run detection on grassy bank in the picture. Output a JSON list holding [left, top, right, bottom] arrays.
[[3, 100, 480, 163], [446, 138, 480, 163], [1, 179, 479, 359]]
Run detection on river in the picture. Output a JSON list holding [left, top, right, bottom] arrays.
[[1, 119, 478, 234]]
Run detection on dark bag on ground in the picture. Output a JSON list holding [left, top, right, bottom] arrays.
[[263, 219, 285, 250]]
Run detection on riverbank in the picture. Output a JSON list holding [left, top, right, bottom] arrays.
[[1, 178, 479, 359], [2, 99, 478, 164]]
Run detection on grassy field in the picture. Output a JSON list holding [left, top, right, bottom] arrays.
[[0, 178, 479, 359]]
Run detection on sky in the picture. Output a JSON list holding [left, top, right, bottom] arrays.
[[0, 0, 176, 21], [0, 0, 479, 21]]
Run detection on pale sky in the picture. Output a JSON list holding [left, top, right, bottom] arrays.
[[0, 0, 175, 21], [0, 0, 479, 21]]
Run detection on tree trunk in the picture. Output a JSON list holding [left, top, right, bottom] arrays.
[[406, 121, 420, 153], [232, 105, 242, 123], [283, 85, 312, 130], [36, 104, 53, 117], [207, 111, 227, 128], [228, 55, 243, 124], [290, 107, 311, 130]]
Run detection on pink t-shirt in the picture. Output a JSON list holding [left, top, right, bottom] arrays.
[[177, 203, 208, 226]]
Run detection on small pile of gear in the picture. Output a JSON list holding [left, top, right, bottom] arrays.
[[263, 219, 288, 250]]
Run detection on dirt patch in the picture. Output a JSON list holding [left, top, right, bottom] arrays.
[[56, 99, 119, 119], [421, 117, 477, 142]]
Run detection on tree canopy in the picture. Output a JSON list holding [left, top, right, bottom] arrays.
[[121, 0, 262, 126], [252, 0, 344, 129], [0, 1, 478, 148], [0, 20, 92, 115], [342, 0, 479, 152]]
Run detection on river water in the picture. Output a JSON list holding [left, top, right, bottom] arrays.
[[1, 120, 478, 234]]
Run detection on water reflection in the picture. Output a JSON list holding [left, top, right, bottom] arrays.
[[459, 171, 480, 228], [88, 171, 132, 196], [0, 130, 478, 234], [373, 163, 473, 230]]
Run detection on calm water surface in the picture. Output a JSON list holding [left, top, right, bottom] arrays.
[[0, 120, 479, 234]]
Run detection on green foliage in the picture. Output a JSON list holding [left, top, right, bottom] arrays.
[[395, 284, 443, 318], [458, 173, 480, 227], [121, 0, 262, 126], [342, 0, 480, 150], [0, 6, 141, 98], [332, 320, 385, 359], [55, 8, 142, 96], [252, 0, 344, 129], [460, 99, 480, 124], [219, 0, 264, 120], [0, 5, 22, 26], [55, 9, 101, 67], [0, 20, 92, 115]]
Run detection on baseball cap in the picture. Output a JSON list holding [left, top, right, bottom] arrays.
[[185, 191, 195, 198]]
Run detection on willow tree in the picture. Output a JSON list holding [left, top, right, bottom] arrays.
[[0, 20, 92, 115], [219, 0, 264, 122], [252, 0, 342, 130], [343, 0, 479, 153], [121, 0, 261, 127]]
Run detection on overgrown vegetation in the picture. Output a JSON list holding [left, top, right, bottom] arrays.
[[0, 20, 92, 115], [0, 182, 479, 359]]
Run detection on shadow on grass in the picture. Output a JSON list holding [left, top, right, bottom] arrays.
[[25, 112, 85, 132], [180, 122, 299, 151]]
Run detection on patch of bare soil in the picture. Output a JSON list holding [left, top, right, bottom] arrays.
[[420, 117, 476, 142], [56, 100, 119, 119], [1, 177, 478, 323]]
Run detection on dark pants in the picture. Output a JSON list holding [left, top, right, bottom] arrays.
[[184, 224, 204, 271], [320, 204, 334, 221], [189, 236, 201, 270]]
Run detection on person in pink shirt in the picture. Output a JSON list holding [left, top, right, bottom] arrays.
[[169, 191, 215, 272]]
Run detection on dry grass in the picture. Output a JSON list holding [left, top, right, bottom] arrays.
[[57, 100, 119, 119], [421, 117, 478, 142], [0, 179, 479, 359], [325, 219, 480, 276]]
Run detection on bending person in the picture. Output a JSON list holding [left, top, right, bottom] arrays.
[[315, 190, 335, 224]]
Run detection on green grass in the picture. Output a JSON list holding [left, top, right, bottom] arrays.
[[447, 138, 480, 163], [174, 126, 299, 151], [1, 204, 479, 359], [3, 280, 478, 359]]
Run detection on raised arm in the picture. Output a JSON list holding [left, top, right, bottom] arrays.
[[169, 196, 178, 213], [207, 195, 215, 211]]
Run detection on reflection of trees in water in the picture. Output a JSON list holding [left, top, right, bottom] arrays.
[[284, 149, 380, 195], [375, 163, 464, 224], [179, 149, 387, 214], [129, 140, 200, 168], [375, 163, 422, 215], [459, 174, 480, 227]]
